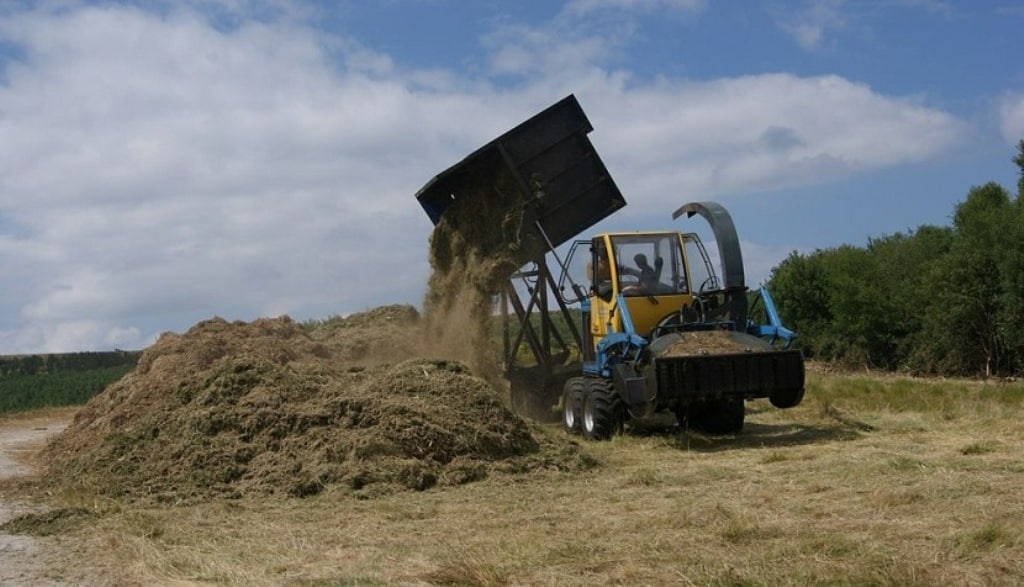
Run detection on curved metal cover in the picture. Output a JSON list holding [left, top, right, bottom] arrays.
[[672, 201, 745, 290], [672, 201, 748, 326], [415, 94, 627, 251]]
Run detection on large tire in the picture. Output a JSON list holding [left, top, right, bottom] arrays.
[[562, 377, 585, 435], [582, 378, 623, 441], [683, 399, 745, 435]]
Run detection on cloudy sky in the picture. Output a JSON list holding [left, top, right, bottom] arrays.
[[0, 0, 1022, 354]]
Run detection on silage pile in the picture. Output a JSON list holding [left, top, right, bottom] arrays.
[[308, 304, 425, 363], [42, 311, 589, 503]]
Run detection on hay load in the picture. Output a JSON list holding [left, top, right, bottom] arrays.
[[420, 174, 536, 383], [42, 312, 588, 502]]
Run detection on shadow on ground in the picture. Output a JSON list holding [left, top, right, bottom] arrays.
[[623, 408, 867, 452]]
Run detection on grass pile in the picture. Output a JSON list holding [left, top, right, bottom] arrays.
[[40, 172, 587, 503], [41, 312, 589, 503], [306, 304, 424, 364]]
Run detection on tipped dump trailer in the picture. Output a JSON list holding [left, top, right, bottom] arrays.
[[416, 94, 804, 438]]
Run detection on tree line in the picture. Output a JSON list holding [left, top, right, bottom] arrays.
[[0, 350, 141, 376], [767, 141, 1024, 377]]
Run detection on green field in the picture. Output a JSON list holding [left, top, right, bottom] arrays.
[[0, 351, 141, 414]]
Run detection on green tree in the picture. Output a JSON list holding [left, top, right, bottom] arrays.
[[769, 226, 955, 370], [767, 250, 831, 356], [912, 183, 1015, 376], [768, 141, 1024, 376], [821, 245, 890, 366], [867, 227, 953, 369]]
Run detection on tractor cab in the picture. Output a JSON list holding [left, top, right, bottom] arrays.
[[560, 231, 722, 351]]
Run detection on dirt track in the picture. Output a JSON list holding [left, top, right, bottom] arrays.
[[0, 412, 71, 586]]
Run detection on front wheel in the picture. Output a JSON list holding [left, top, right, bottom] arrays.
[[582, 378, 623, 441]]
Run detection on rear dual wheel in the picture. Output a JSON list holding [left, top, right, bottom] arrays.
[[562, 377, 624, 440], [581, 378, 623, 441]]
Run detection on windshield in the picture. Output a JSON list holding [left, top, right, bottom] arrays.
[[610, 234, 689, 297]]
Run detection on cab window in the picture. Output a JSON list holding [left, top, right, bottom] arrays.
[[610, 234, 688, 297]]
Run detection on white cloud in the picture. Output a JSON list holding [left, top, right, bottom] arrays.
[[0, 4, 473, 352], [998, 92, 1024, 143], [774, 0, 959, 53], [565, 0, 705, 15], [0, 2, 967, 354], [486, 0, 706, 79], [578, 74, 964, 207], [775, 0, 847, 51], [483, 23, 617, 79]]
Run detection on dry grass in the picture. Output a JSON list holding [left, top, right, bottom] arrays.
[[16, 369, 1024, 585]]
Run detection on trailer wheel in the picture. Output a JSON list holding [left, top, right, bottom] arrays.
[[582, 379, 623, 441], [562, 377, 585, 435]]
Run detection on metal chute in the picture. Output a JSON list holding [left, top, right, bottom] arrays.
[[672, 201, 748, 328], [416, 95, 626, 258]]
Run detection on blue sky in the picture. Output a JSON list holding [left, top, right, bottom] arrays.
[[0, 0, 1022, 353]]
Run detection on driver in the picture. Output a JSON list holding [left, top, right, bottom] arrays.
[[636, 253, 664, 291], [622, 253, 663, 295]]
